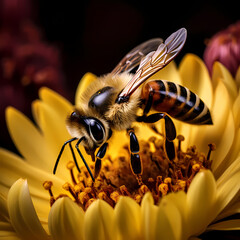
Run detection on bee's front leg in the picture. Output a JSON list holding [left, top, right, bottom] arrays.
[[94, 142, 108, 179], [127, 129, 143, 184]]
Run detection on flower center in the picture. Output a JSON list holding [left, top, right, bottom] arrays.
[[43, 135, 215, 210]]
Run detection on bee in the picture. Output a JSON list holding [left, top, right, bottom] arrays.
[[53, 28, 213, 182]]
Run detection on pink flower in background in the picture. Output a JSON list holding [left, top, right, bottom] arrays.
[[204, 21, 240, 77]]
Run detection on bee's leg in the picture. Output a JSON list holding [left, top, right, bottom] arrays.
[[94, 142, 108, 179], [53, 137, 78, 174], [75, 137, 95, 182], [137, 113, 176, 161], [127, 129, 143, 183]]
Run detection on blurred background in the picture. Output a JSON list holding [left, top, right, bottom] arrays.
[[0, 0, 239, 238]]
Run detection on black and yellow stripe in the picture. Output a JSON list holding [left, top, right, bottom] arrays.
[[141, 80, 212, 125]]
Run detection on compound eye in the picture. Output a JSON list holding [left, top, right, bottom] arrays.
[[89, 119, 105, 143]]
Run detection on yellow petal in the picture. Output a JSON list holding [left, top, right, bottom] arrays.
[[39, 87, 73, 115], [0, 194, 9, 222], [155, 196, 182, 240], [5, 107, 50, 171], [216, 199, 240, 221], [150, 61, 182, 85], [233, 91, 240, 128], [235, 66, 240, 88], [186, 170, 217, 236], [212, 62, 238, 103], [141, 192, 158, 240], [207, 219, 240, 231], [0, 221, 20, 240], [216, 156, 240, 188], [179, 54, 213, 108], [0, 148, 65, 220], [114, 196, 141, 240], [75, 72, 97, 106], [35, 100, 91, 179], [84, 199, 115, 240], [215, 170, 240, 216], [7, 179, 49, 240], [48, 197, 84, 240], [189, 79, 234, 174]]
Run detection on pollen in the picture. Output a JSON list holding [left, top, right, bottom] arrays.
[[44, 135, 214, 210]]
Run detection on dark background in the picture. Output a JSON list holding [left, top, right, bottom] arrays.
[[0, 1, 240, 238], [35, 0, 239, 99]]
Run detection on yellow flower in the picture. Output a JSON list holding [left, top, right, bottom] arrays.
[[1, 54, 240, 239]]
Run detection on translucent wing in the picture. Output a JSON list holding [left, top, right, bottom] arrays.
[[111, 38, 163, 75], [117, 28, 187, 102]]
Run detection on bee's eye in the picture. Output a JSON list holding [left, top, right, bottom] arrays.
[[89, 119, 105, 143]]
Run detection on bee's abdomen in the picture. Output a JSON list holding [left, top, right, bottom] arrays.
[[141, 80, 212, 124]]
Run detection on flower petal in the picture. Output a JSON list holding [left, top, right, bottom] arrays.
[[6, 107, 50, 171], [84, 199, 115, 240], [215, 170, 240, 216], [236, 66, 240, 88], [207, 219, 240, 231], [0, 221, 20, 240], [75, 72, 97, 106], [48, 197, 84, 240], [114, 196, 141, 240], [233, 92, 240, 128], [7, 179, 49, 240], [0, 194, 9, 222], [0, 148, 65, 221], [216, 199, 240, 221], [39, 87, 73, 115], [212, 62, 238, 103], [141, 192, 158, 240], [186, 170, 217, 237], [179, 54, 213, 108], [155, 197, 182, 240], [34, 99, 91, 180]]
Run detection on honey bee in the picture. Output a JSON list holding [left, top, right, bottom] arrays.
[[53, 28, 213, 182]]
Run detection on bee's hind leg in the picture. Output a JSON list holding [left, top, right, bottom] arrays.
[[94, 142, 108, 179], [137, 113, 176, 161]]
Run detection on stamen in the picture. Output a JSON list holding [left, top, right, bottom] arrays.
[[43, 181, 55, 206], [62, 183, 78, 202], [177, 135, 185, 151], [46, 135, 215, 210], [207, 143, 216, 161], [67, 161, 77, 185]]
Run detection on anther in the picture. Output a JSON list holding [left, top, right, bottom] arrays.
[[177, 135, 185, 151], [159, 183, 168, 196], [98, 192, 115, 207], [207, 143, 216, 161], [78, 191, 90, 205], [110, 191, 121, 203], [139, 184, 149, 196], [120, 185, 131, 196]]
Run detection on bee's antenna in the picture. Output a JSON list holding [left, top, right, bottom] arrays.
[[53, 137, 78, 174], [75, 137, 95, 182]]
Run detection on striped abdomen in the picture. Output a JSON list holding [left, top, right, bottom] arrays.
[[141, 80, 212, 124]]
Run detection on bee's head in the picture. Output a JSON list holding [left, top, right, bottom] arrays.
[[66, 110, 110, 154]]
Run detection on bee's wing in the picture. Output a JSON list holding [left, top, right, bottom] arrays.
[[118, 28, 187, 100], [111, 38, 163, 75]]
